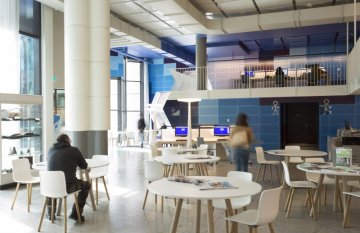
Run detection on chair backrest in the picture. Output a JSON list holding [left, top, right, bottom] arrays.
[[90, 155, 109, 177], [144, 160, 163, 182], [304, 158, 325, 181], [126, 131, 135, 139], [285, 145, 301, 151], [198, 144, 208, 155], [161, 147, 178, 165], [281, 161, 292, 186], [255, 147, 266, 163], [227, 171, 252, 182], [150, 144, 158, 159], [40, 171, 68, 198], [12, 159, 33, 182], [255, 186, 283, 225]]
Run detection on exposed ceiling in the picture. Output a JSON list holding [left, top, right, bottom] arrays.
[[108, 0, 360, 62]]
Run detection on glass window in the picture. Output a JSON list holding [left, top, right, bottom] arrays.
[[20, 34, 41, 95], [126, 61, 141, 81], [126, 82, 140, 94], [126, 93, 140, 111]]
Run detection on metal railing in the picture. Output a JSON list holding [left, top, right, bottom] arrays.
[[171, 55, 346, 91]]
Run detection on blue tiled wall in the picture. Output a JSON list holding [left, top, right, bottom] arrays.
[[148, 59, 175, 101], [110, 53, 124, 78]]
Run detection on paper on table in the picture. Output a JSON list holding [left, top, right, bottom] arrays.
[[198, 181, 238, 190], [167, 175, 207, 185]]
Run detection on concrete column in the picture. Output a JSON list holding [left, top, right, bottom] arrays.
[[196, 35, 207, 90], [88, 0, 110, 155], [41, 5, 54, 160], [64, 0, 90, 155]]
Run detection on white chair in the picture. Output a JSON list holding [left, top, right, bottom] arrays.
[[198, 144, 208, 156], [126, 131, 135, 146], [213, 171, 253, 233], [343, 191, 360, 227], [226, 186, 283, 233], [37, 171, 81, 233], [255, 147, 281, 184], [88, 155, 110, 205], [11, 159, 40, 212], [161, 147, 179, 177], [142, 160, 164, 212], [281, 161, 317, 218], [305, 158, 336, 206], [285, 145, 303, 164]]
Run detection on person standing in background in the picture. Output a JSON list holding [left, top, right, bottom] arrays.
[[137, 116, 146, 148], [229, 113, 254, 172]]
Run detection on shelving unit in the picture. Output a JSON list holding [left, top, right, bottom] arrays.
[[0, 102, 43, 187]]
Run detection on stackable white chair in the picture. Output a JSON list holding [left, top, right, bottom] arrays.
[[198, 144, 208, 155], [213, 171, 253, 233], [255, 147, 281, 184], [11, 159, 40, 212], [142, 160, 164, 212], [38, 171, 81, 233], [226, 186, 283, 233], [343, 191, 360, 227], [285, 145, 303, 164], [126, 131, 135, 146], [281, 161, 317, 218], [88, 155, 110, 205], [149, 144, 159, 159], [161, 147, 179, 177], [305, 158, 336, 206]]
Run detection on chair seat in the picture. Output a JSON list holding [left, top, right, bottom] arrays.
[[17, 176, 40, 184], [212, 197, 250, 210], [307, 175, 335, 185], [259, 160, 280, 165], [89, 171, 106, 179], [289, 157, 304, 164], [289, 180, 317, 188], [348, 181, 360, 189], [343, 191, 360, 198], [225, 209, 258, 226]]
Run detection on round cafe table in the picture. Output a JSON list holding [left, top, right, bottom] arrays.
[[154, 155, 220, 176], [297, 162, 360, 220], [148, 176, 262, 233], [267, 149, 327, 164]]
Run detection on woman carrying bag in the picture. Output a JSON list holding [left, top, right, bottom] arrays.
[[229, 113, 254, 172]]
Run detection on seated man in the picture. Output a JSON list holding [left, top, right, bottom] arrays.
[[47, 134, 90, 221]]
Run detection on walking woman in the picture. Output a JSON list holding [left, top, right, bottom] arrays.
[[229, 113, 254, 172]]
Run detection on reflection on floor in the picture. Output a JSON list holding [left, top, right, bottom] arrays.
[[0, 146, 359, 233]]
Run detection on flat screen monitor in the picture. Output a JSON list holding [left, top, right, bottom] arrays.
[[214, 126, 230, 136], [244, 71, 255, 77], [175, 126, 188, 137]]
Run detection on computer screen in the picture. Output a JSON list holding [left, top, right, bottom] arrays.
[[244, 71, 255, 77], [213, 126, 230, 136], [175, 126, 188, 137]]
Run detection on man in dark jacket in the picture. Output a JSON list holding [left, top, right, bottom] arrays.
[[47, 134, 90, 221], [137, 116, 146, 148]]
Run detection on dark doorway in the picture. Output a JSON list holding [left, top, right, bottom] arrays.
[[281, 102, 319, 150]]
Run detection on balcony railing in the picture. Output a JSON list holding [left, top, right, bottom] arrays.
[[171, 55, 346, 91]]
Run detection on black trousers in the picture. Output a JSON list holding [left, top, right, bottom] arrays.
[[47, 179, 91, 214]]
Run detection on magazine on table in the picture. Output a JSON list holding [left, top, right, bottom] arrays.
[[335, 147, 352, 168], [198, 181, 238, 190], [167, 175, 207, 185]]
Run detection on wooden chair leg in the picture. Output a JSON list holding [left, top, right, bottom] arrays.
[[29, 183, 33, 204], [284, 188, 293, 211], [286, 188, 295, 218], [343, 195, 352, 227], [225, 210, 229, 233], [161, 196, 164, 213], [51, 198, 55, 223], [74, 193, 81, 223], [255, 164, 262, 182], [95, 178, 99, 205], [270, 165, 273, 185], [304, 193, 309, 207], [268, 223, 275, 233], [262, 165, 267, 182], [64, 197, 67, 233], [253, 226, 258, 233], [324, 185, 327, 205], [155, 194, 157, 204], [11, 183, 20, 210], [102, 176, 110, 200], [38, 198, 47, 232], [248, 226, 252, 233], [27, 184, 30, 212], [142, 189, 149, 209]]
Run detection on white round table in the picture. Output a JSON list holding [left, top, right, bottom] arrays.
[[297, 162, 360, 220], [33, 158, 109, 211], [267, 149, 327, 163], [154, 156, 220, 176], [148, 176, 262, 233]]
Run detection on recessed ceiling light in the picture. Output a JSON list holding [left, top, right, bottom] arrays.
[[205, 12, 214, 16]]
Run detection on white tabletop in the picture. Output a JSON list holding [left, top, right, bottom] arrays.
[[33, 158, 109, 170], [267, 149, 327, 158], [297, 162, 360, 177], [154, 155, 220, 164], [148, 176, 262, 200]]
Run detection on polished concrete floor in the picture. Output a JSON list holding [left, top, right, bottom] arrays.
[[0, 147, 359, 233]]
